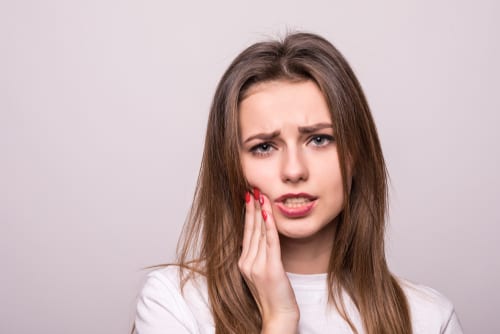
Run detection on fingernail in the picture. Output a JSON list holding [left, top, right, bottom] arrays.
[[253, 187, 260, 200], [262, 210, 268, 221], [259, 194, 264, 205], [245, 191, 251, 203]]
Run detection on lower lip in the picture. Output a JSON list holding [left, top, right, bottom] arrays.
[[275, 200, 316, 218]]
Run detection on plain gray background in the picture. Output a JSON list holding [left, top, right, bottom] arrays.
[[1, 0, 499, 333]]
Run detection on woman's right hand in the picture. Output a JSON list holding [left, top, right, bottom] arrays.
[[238, 188, 299, 334]]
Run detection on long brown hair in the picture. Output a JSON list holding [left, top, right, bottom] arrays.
[[176, 32, 412, 334]]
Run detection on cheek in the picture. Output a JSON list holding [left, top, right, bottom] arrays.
[[240, 156, 276, 190], [315, 156, 344, 194]]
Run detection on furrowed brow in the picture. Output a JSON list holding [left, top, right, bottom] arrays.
[[298, 123, 333, 134], [243, 130, 280, 144]]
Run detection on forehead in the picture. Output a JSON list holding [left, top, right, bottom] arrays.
[[238, 80, 332, 135]]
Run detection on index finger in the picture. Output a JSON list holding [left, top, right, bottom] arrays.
[[259, 193, 282, 263]]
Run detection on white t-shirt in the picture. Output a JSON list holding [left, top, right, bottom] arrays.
[[134, 266, 463, 334]]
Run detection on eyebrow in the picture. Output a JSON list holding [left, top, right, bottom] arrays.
[[243, 122, 333, 143], [298, 122, 333, 134], [243, 130, 280, 144]]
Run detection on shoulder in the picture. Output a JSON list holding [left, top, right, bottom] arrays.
[[399, 279, 463, 334], [135, 266, 213, 334]]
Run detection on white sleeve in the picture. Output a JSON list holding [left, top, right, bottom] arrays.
[[135, 271, 200, 334], [442, 309, 464, 334]]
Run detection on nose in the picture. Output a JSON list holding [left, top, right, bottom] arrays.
[[281, 145, 309, 183]]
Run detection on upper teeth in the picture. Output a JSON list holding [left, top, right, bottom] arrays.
[[283, 197, 311, 207]]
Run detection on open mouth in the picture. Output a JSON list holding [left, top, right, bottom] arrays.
[[275, 194, 317, 218], [282, 197, 313, 208]]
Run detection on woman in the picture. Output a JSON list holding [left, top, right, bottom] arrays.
[[134, 32, 463, 333]]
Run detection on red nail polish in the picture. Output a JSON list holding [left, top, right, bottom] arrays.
[[253, 188, 260, 200], [262, 210, 268, 222], [245, 191, 251, 203], [259, 194, 264, 205]]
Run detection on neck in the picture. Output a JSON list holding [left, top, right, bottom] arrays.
[[279, 222, 335, 274]]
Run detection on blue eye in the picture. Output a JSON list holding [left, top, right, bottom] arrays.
[[310, 135, 334, 147], [250, 142, 274, 156]]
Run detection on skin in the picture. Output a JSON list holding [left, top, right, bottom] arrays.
[[237, 80, 346, 332]]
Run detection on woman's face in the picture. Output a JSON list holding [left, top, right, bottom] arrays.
[[239, 80, 345, 244]]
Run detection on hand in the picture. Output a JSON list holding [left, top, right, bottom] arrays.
[[238, 188, 299, 333]]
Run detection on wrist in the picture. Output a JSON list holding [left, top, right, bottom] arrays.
[[261, 314, 299, 334]]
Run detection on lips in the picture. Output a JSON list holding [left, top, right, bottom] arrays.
[[274, 193, 317, 218]]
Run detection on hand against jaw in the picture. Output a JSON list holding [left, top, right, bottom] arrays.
[[238, 188, 299, 334]]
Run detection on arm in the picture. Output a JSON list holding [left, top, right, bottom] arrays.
[[135, 271, 198, 334]]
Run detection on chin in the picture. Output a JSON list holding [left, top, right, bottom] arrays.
[[275, 215, 338, 241], [276, 219, 323, 239]]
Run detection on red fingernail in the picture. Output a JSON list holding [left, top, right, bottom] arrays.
[[245, 191, 250, 203], [259, 194, 264, 205], [262, 210, 268, 221], [253, 188, 260, 200]]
